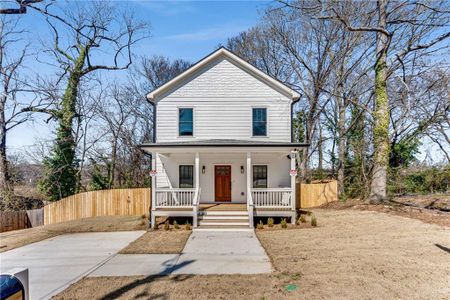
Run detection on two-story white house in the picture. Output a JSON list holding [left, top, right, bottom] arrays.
[[140, 47, 308, 230]]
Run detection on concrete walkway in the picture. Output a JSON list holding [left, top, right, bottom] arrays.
[[0, 231, 144, 300], [173, 231, 271, 274], [90, 231, 271, 276]]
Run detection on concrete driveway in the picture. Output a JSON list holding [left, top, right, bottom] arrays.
[[0, 231, 144, 300]]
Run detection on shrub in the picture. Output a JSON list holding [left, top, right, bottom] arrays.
[[388, 166, 450, 195], [311, 215, 317, 227], [267, 218, 274, 227], [185, 222, 192, 230], [164, 220, 170, 231], [257, 220, 264, 230], [140, 219, 146, 226], [173, 220, 180, 229], [298, 215, 306, 223], [281, 218, 287, 229]]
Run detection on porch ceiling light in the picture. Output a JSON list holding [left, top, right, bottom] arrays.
[[202, 166, 206, 174], [240, 165, 244, 173]]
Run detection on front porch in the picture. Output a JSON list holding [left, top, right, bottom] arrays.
[[141, 142, 303, 229]]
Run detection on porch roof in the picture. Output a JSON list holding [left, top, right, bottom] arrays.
[[139, 139, 309, 152]]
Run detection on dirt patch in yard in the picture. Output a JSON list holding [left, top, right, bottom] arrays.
[[322, 194, 450, 227], [54, 209, 450, 299], [0, 215, 149, 253], [119, 230, 191, 254]]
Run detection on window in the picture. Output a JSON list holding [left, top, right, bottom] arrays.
[[253, 165, 267, 188], [179, 108, 193, 136], [252, 108, 267, 136], [179, 165, 193, 188]]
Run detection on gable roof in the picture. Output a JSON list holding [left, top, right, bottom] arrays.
[[146, 47, 300, 101]]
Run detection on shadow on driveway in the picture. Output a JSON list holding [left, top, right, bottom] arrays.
[[98, 259, 195, 300]]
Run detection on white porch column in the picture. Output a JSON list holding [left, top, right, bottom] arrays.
[[246, 152, 254, 228], [193, 152, 199, 228], [290, 150, 297, 224], [150, 152, 157, 229]]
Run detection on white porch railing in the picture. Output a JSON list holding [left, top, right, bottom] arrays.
[[251, 188, 292, 208], [155, 188, 195, 207]]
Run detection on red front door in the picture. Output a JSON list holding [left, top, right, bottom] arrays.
[[215, 165, 231, 202]]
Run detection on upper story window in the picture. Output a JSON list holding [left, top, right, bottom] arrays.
[[252, 108, 267, 136], [179, 108, 193, 136]]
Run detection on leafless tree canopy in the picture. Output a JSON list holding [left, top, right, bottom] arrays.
[[1, 0, 448, 205]]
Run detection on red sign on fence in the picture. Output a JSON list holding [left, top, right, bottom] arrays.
[[289, 169, 297, 176], [150, 170, 157, 177]]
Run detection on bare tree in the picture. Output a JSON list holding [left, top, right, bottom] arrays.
[[0, 0, 42, 14], [89, 56, 190, 189], [0, 17, 51, 194], [314, 0, 450, 201], [21, 1, 149, 200]]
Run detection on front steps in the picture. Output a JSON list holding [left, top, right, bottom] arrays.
[[195, 210, 253, 231]]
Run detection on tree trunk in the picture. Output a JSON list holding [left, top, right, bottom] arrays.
[[300, 147, 308, 181], [337, 102, 346, 197], [370, 0, 390, 202], [40, 48, 86, 200], [318, 124, 323, 177], [337, 63, 346, 197], [109, 137, 117, 188], [0, 95, 10, 193]]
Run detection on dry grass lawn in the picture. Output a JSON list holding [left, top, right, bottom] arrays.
[[54, 209, 450, 299], [119, 230, 191, 254], [0, 215, 148, 253], [323, 194, 450, 227]]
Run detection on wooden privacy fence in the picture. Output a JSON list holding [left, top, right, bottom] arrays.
[[44, 188, 151, 225], [297, 180, 338, 208], [27, 209, 44, 227], [0, 211, 29, 233], [0, 209, 44, 233]]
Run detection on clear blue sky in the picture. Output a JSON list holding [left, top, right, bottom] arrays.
[[7, 0, 271, 153]]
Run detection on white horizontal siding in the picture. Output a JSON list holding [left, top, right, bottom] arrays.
[[156, 57, 292, 143]]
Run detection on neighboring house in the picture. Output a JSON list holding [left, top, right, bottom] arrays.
[[140, 47, 308, 230]]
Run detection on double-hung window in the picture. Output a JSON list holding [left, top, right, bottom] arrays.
[[252, 108, 267, 136], [179, 165, 193, 188], [179, 108, 193, 136], [253, 165, 268, 188]]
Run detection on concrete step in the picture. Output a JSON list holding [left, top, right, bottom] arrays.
[[199, 220, 249, 226], [201, 211, 248, 216], [194, 225, 253, 232], [199, 215, 249, 220]]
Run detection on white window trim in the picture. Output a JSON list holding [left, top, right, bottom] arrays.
[[179, 164, 194, 188], [177, 106, 195, 138], [252, 164, 268, 188], [250, 106, 269, 138]]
